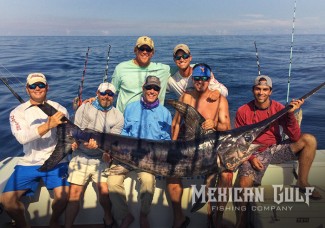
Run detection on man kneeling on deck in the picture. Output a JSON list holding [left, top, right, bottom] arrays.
[[234, 75, 322, 228], [1, 73, 70, 228]]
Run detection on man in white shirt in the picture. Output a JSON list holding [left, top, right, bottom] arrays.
[[168, 43, 228, 98], [1, 73, 70, 228]]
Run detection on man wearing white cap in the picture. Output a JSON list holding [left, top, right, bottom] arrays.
[[64, 82, 123, 228], [111, 36, 170, 113], [234, 75, 321, 227], [2, 73, 69, 228]]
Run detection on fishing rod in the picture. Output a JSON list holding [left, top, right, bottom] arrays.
[[1, 64, 72, 122], [286, 0, 297, 104], [0, 77, 25, 103], [0, 71, 71, 123], [73, 47, 90, 110], [103, 45, 111, 82], [254, 41, 261, 76], [0, 64, 26, 103]]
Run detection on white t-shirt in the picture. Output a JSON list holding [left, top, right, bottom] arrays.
[[167, 68, 228, 98]]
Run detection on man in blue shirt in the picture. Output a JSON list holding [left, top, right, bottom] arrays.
[[107, 76, 172, 228]]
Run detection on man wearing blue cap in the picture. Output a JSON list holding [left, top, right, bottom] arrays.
[[168, 43, 228, 98], [170, 63, 232, 227]]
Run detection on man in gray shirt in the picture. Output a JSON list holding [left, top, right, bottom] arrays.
[[65, 82, 124, 228]]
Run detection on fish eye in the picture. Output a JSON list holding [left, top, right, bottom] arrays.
[[243, 133, 253, 142]]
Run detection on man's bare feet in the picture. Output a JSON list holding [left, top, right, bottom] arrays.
[[295, 183, 322, 200]]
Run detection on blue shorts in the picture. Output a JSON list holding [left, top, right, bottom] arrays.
[[3, 162, 70, 196]]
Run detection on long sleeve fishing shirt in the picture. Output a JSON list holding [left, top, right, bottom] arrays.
[[122, 100, 172, 140], [71, 102, 124, 165], [235, 99, 301, 154], [9, 100, 69, 166]]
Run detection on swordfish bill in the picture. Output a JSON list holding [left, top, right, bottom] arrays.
[[37, 82, 324, 176]]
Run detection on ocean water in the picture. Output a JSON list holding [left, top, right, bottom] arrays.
[[0, 35, 324, 161]]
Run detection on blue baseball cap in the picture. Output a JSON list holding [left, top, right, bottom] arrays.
[[192, 64, 211, 78]]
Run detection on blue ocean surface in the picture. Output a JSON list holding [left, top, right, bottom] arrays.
[[0, 35, 324, 161]]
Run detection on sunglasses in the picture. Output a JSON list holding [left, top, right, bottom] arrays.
[[99, 91, 115, 97], [174, 54, 190, 61], [193, 76, 210, 81], [138, 46, 153, 53], [28, 83, 46, 89], [144, 85, 160, 92]]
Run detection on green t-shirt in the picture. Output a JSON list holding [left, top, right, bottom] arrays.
[[111, 59, 170, 113]]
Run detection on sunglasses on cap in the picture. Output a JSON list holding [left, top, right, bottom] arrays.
[[193, 76, 210, 81], [144, 85, 160, 92], [99, 90, 115, 97], [174, 54, 190, 61], [138, 46, 153, 53], [28, 82, 46, 89]]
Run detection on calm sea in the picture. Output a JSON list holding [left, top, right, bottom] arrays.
[[0, 35, 324, 161]]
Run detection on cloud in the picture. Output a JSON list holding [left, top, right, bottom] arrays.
[[243, 14, 265, 19]]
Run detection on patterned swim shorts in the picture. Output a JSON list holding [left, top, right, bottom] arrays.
[[237, 139, 298, 185]]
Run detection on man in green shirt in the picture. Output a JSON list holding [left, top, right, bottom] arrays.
[[111, 36, 170, 113]]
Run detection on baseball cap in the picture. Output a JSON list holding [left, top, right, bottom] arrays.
[[254, 75, 272, 88], [143, 76, 161, 88], [97, 82, 116, 94], [192, 63, 211, 78], [173, 44, 191, 55], [135, 36, 154, 49], [26, 73, 47, 85]]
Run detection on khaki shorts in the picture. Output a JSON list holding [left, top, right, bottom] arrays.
[[68, 160, 109, 185]]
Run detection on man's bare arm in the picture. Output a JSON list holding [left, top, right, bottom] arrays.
[[171, 93, 192, 140], [216, 96, 231, 131]]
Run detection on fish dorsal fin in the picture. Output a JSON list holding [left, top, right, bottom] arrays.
[[167, 99, 206, 140]]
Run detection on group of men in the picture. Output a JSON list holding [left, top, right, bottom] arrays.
[[0, 35, 321, 228]]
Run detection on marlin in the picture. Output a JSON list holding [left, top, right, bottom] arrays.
[[37, 82, 325, 175]]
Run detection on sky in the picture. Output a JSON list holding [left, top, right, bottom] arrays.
[[1, 0, 325, 36]]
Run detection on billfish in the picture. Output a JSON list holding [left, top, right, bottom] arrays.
[[38, 82, 325, 176]]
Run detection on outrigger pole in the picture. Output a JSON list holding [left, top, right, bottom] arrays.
[[286, 0, 299, 180], [286, 0, 297, 104], [254, 41, 261, 76], [103, 45, 111, 82]]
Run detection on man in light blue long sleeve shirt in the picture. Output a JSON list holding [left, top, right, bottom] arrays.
[[108, 76, 172, 228]]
